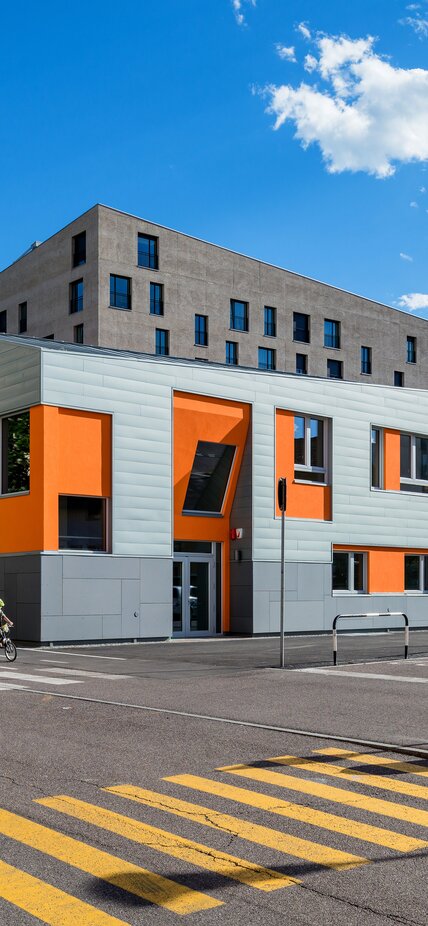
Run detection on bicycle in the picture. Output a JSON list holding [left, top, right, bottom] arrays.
[[0, 603, 17, 662]]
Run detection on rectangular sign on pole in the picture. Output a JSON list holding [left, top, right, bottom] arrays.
[[278, 477, 287, 668]]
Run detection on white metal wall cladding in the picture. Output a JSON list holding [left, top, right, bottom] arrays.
[[0, 342, 41, 415], [18, 341, 428, 561]]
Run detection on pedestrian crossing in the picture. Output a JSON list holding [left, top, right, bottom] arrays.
[[0, 745, 427, 923], [0, 664, 130, 691]]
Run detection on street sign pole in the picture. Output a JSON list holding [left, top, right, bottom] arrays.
[[278, 477, 287, 669]]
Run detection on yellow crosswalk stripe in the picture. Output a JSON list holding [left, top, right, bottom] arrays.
[[36, 795, 292, 892], [314, 748, 428, 779], [1, 806, 219, 915], [162, 772, 426, 854], [264, 754, 428, 802], [219, 760, 428, 829], [105, 784, 367, 871], [0, 857, 132, 926]]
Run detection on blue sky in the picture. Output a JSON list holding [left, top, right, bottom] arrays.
[[0, 0, 427, 313]]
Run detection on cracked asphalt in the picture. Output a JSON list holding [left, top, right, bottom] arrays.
[[0, 634, 427, 924]]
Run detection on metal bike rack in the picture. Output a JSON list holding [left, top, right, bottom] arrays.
[[332, 611, 409, 666]]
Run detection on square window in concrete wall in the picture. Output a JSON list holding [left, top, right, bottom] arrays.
[[293, 312, 310, 343], [59, 496, 108, 552], [327, 358, 343, 379], [258, 347, 275, 370]]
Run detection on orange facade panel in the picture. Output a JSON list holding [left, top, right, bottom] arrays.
[[335, 545, 428, 594], [276, 410, 331, 520], [173, 392, 250, 631], [383, 429, 401, 491], [0, 405, 112, 555]]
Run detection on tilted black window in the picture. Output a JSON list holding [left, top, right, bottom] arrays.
[[183, 441, 236, 513]]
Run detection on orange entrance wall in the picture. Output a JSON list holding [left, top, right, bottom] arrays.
[[0, 405, 112, 554], [276, 410, 331, 520], [334, 544, 428, 593], [173, 392, 250, 632], [384, 429, 401, 491]]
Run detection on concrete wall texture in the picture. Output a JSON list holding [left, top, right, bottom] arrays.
[[0, 204, 427, 387]]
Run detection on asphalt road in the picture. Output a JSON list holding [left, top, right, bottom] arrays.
[[0, 634, 427, 925]]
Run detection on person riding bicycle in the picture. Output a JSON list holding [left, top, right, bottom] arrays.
[[0, 599, 13, 630]]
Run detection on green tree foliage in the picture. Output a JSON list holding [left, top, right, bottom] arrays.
[[4, 412, 30, 493]]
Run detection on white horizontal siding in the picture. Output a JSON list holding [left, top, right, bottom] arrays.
[[0, 342, 40, 414]]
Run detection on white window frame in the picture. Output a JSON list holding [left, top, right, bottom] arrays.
[[370, 426, 383, 490], [332, 551, 367, 594], [404, 554, 428, 593], [294, 415, 328, 484], [400, 433, 428, 492]]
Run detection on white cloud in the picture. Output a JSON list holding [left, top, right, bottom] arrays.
[[297, 22, 311, 41], [401, 15, 428, 36], [410, 200, 419, 207], [304, 54, 318, 72], [232, 0, 256, 26], [398, 293, 428, 310], [276, 44, 297, 62], [420, 185, 427, 192], [264, 33, 428, 178], [400, 252, 414, 261]]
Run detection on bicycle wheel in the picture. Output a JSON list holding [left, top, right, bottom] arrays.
[[5, 639, 17, 662]]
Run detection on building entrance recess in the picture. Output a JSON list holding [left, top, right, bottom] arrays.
[[173, 543, 216, 636]]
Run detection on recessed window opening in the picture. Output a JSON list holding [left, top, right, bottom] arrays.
[[59, 495, 107, 552], [264, 306, 276, 337], [327, 358, 343, 379], [371, 427, 383, 489], [74, 323, 84, 344], [138, 233, 158, 270], [225, 341, 238, 365], [110, 274, 131, 310], [405, 554, 428, 592], [296, 353, 307, 375], [324, 319, 340, 349], [155, 328, 169, 355], [19, 302, 27, 334], [195, 314, 208, 346], [361, 346, 372, 375], [258, 347, 275, 370], [70, 279, 84, 314], [150, 282, 163, 315], [0, 310, 7, 334], [293, 312, 310, 343], [72, 231, 86, 268], [294, 415, 327, 483], [183, 441, 236, 514], [407, 336, 416, 364], [1, 411, 30, 494], [230, 300, 248, 332], [333, 551, 366, 593], [400, 432, 428, 493]]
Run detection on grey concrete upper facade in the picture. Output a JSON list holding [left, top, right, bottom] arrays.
[[0, 204, 426, 387]]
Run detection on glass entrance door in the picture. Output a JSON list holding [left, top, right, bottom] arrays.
[[173, 555, 215, 636]]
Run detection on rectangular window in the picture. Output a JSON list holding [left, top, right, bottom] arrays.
[[138, 233, 158, 270], [230, 299, 248, 332], [400, 432, 428, 492], [296, 353, 307, 375], [324, 319, 340, 349], [150, 282, 163, 316], [405, 555, 428, 592], [407, 336, 416, 364], [59, 496, 107, 552], [1, 411, 30, 494], [155, 328, 169, 356], [225, 341, 238, 365], [110, 274, 131, 310], [72, 231, 86, 268], [293, 312, 310, 343], [0, 310, 7, 334], [195, 314, 208, 346], [19, 302, 27, 334], [294, 415, 327, 483], [371, 427, 383, 489], [183, 441, 235, 513], [258, 347, 276, 370], [69, 278, 84, 314], [361, 346, 372, 375], [333, 551, 366, 592], [394, 371, 404, 387], [264, 306, 276, 337], [327, 358, 343, 379], [73, 323, 84, 344]]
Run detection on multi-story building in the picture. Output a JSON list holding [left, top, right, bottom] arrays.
[[1, 335, 428, 644], [0, 203, 426, 388]]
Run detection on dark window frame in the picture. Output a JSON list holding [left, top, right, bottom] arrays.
[[225, 341, 238, 365], [69, 278, 84, 314], [155, 328, 169, 356], [0, 310, 7, 334], [293, 311, 310, 344], [394, 371, 404, 387], [72, 231, 86, 268], [324, 319, 341, 350], [195, 314, 208, 347], [58, 495, 108, 552], [110, 274, 132, 311], [138, 233, 159, 270], [264, 306, 276, 338], [407, 336, 416, 364], [258, 347, 276, 370], [230, 299, 249, 332], [327, 358, 343, 379], [150, 282, 164, 316], [296, 353, 308, 375], [73, 323, 84, 344], [361, 345, 372, 375], [183, 441, 236, 515], [18, 301, 27, 334]]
